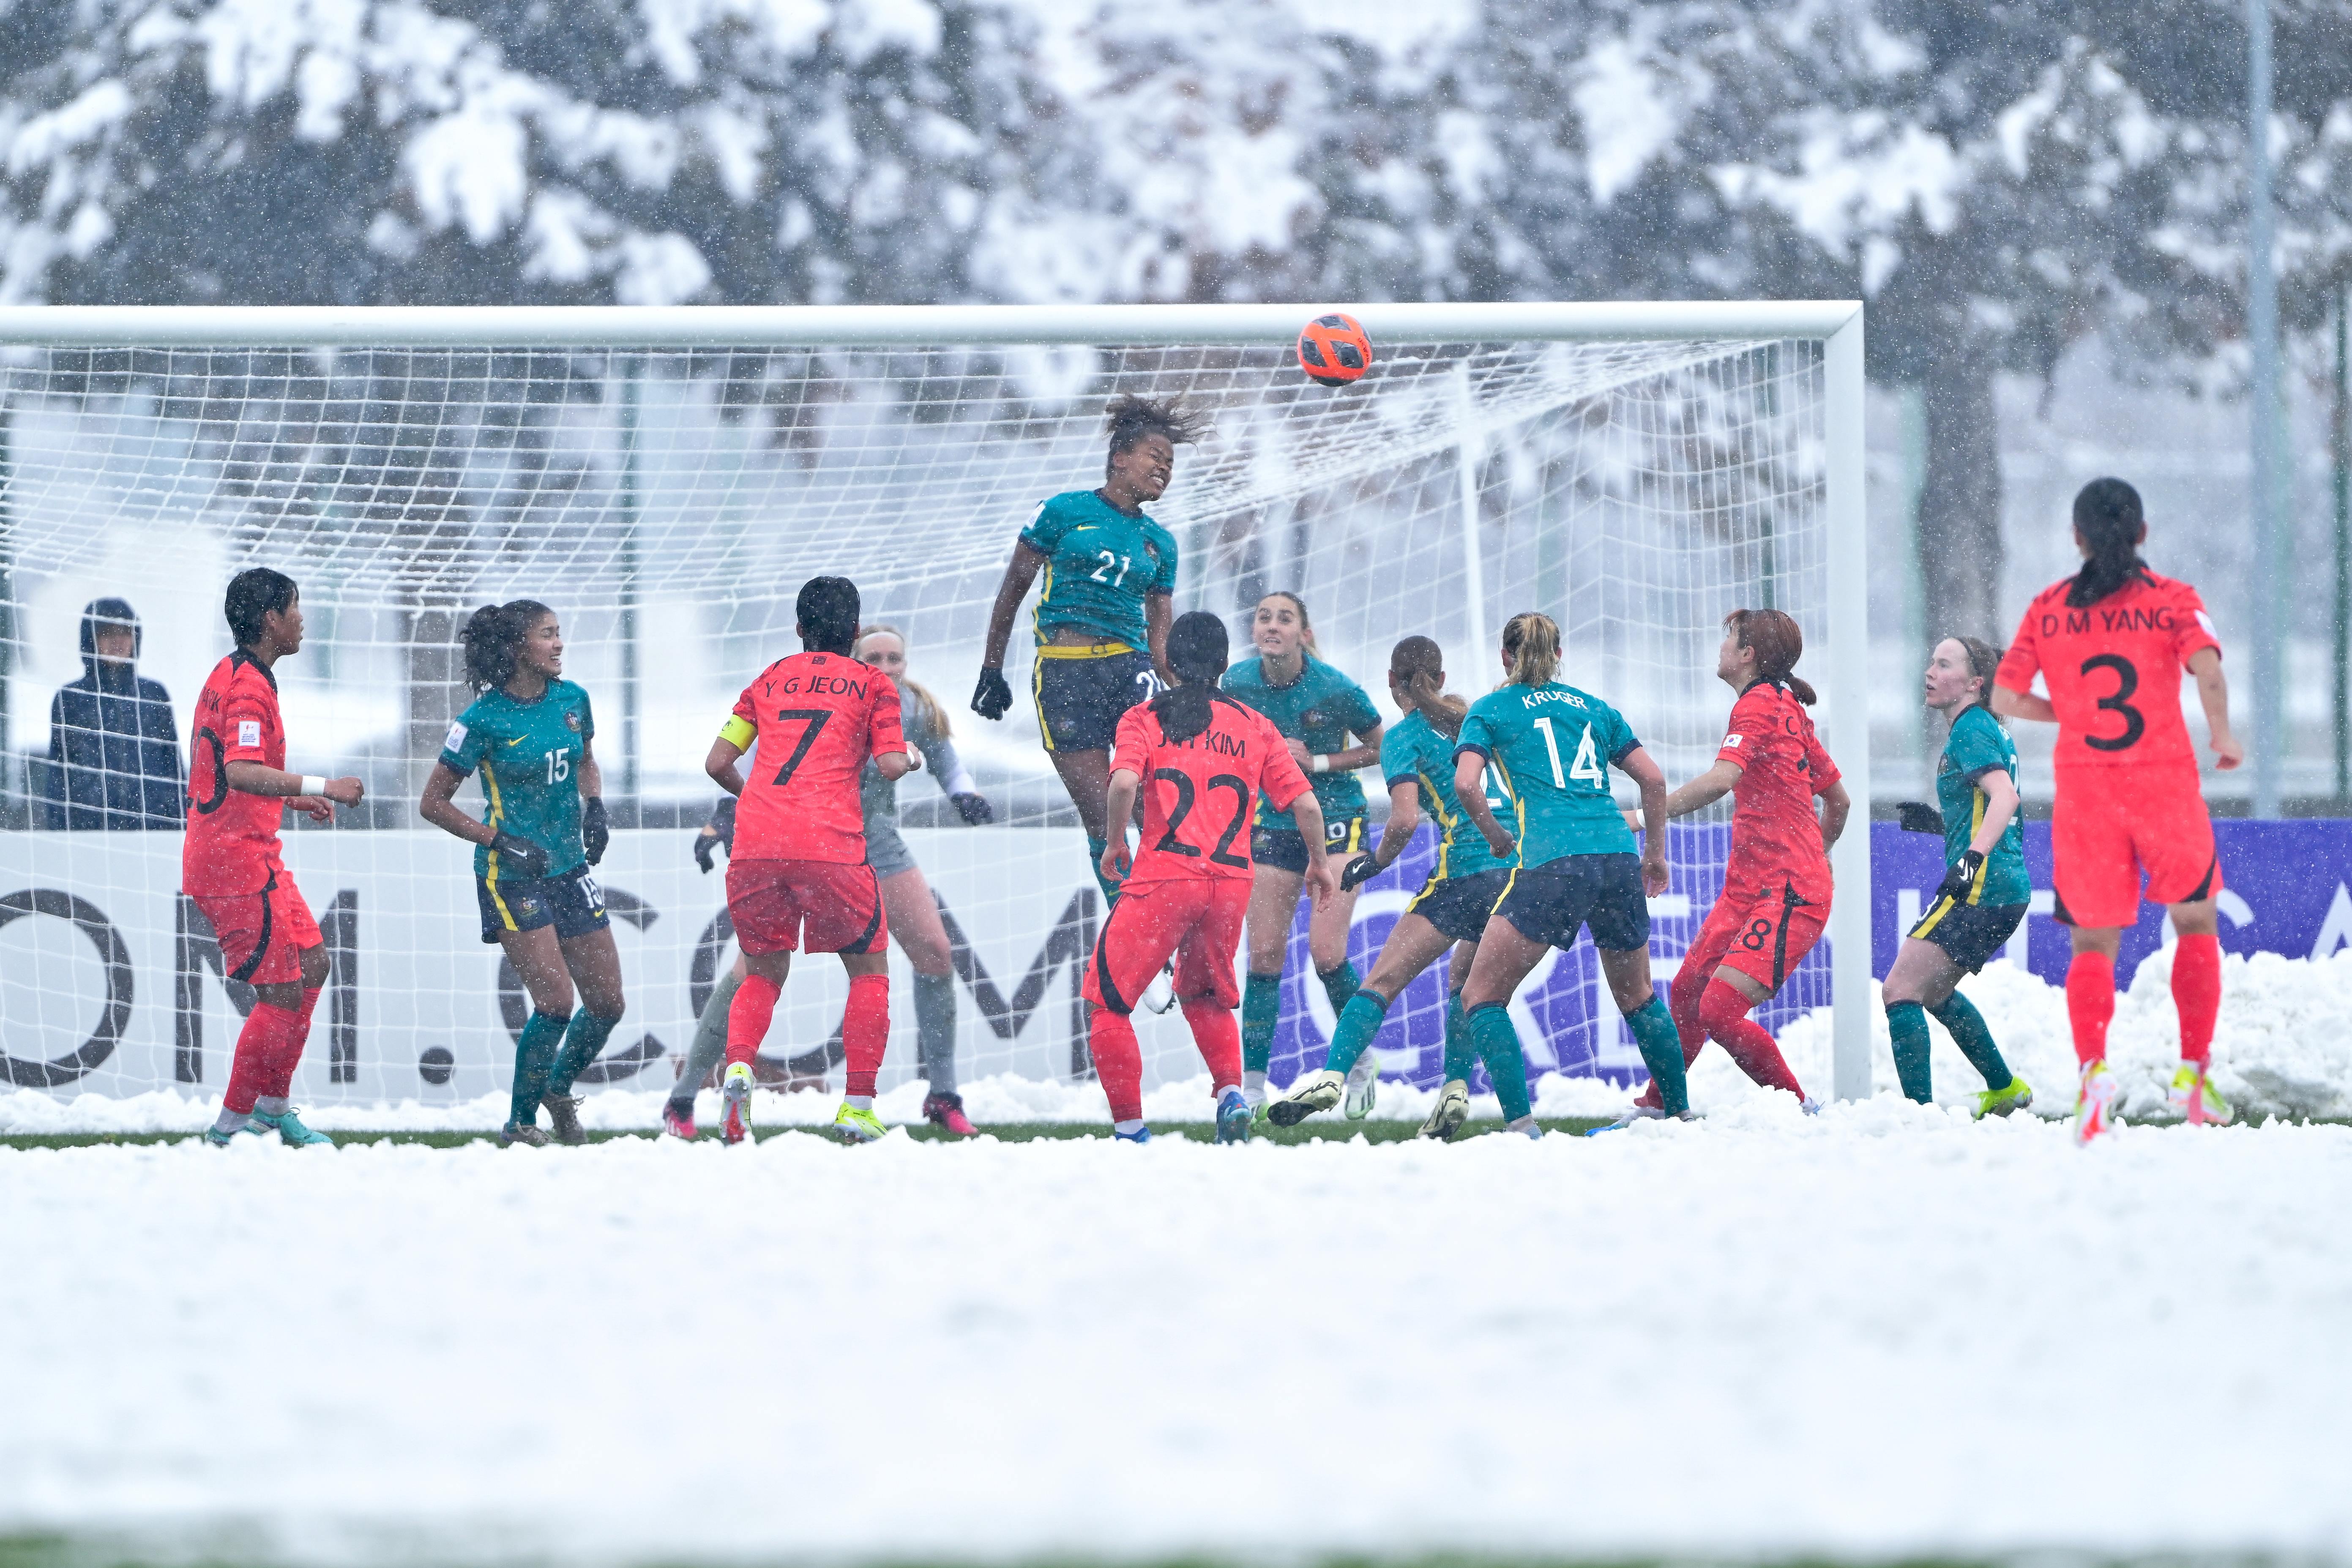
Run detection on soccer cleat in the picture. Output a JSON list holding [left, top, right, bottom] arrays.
[[499, 1120, 550, 1147], [203, 1115, 263, 1147], [1113, 1125, 1153, 1143], [1139, 962, 1178, 1015], [541, 1093, 587, 1146], [832, 1103, 887, 1144], [923, 1091, 978, 1137], [1972, 1076, 2035, 1120], [1587, 1105, 1667, 1136], [2169, 1064, 2234, 1126], [1268, 1068, 1344, 1128], [253, 1107, 334, 1147], [721, 1062, 755, 1147], [1419, 1079, 1471, 1142], [1505, 1115, 1543, 1139], [661, 1098, 697, 1140], [1215, 1087, 1253, 1144], [1342, 1048, 1380, 1120], [2073, 1060, 2118, 1145]]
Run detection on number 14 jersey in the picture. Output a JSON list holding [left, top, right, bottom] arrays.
[[721, 653, 906, 864], [1111, 697, 1312, 885], [1996, 571, 2220, 772]]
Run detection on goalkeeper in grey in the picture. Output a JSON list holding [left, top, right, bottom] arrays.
[[668, 624, 993, 1136]]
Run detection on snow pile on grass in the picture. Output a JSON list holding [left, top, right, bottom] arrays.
[[1, 1114, 2347, 1565]]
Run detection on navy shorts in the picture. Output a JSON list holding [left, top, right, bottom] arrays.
[[1254, 814, 1366, 875], [1034, 645, 1159, 752], [1496, 854, 1650, 952], [1405, 868, 1514, 944], [478, 866, 610, 945], [1909, 895, 2026, 975]]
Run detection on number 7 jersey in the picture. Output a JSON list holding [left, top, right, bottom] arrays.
[[721, 652, 907, 864], [1111, 696, 1313, 885], [1996, 571, 2220, 772]]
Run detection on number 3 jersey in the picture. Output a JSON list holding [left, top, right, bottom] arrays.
[[721, 652, 907, 864], [1111, 696, 1313, 886], [1997, 571, 2220, 773], [439, 679, 596, 881]]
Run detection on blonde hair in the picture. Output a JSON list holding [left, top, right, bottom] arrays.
[[1500, 612, 1560, 688], [1259, 590, 1317, 654], [855, 623, 950, 738], [1390, 635, 1465, 739]]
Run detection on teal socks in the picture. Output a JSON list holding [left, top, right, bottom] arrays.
[[914, 971, 958, 1093], [1929, 992, 2013, 1093], [1466, 1003, 1531, 1122], [1086, 836, 1121, 911], [1887, 1001, 1933, 1102], [1441, 991, 1474, 1084], [511, 1010, 568, 1126], [547, 1010, 621, 1097], [1243, 972, 1281, 1075], [1324, 990, 1389, 1077], [1625, 997, 1689, 1116], [1316, 959, 1359, 1019]]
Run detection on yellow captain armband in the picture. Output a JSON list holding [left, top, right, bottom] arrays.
[[718, 716, 757, 751]]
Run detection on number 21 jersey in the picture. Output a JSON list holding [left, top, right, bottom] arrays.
[[1996, 571, 2219, 772], [721, 653, 906, 864]]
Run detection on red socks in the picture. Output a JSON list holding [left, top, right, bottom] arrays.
[[224, 1001, 310, 1112], [1697, 980, 1806, 1098], [1181, 997, 1242, 1095], [842, 973, 890, 1098], [2065, 951, 2116, 1066], [2172, 934, 2221, 1066], [1090, 1009, 1144, 1123], [726, 973, 782, 1069]]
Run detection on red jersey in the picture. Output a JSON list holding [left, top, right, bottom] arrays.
[[183, 652, 290, 897], [1717, 678, 1840, 906], [723, 652, 905, 864], [1111, 695, 1311, 885], [1996, 571, 2219, 773]]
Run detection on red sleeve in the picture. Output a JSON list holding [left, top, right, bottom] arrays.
[[2171, 582, 2221, 669], [220, 679, 275, 764], [1716, 688, 1767, 770], [1806, 726, 1841, 795], [868, 675, 907, 759], [1109, 703, 1155, 778], [732, 686, 757, 725], [1995, 601, 2041, 693], [1258, 712, 1314, 812]]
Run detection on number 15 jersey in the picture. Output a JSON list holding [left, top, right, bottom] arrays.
[[1996, 571, 2219, 772], [721, 652, 906, 864], [1111, 695, 1312, 886]]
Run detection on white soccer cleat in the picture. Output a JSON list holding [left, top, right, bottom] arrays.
[[2073, 1060, 2118, 1145], [1268, 1069, 1344, 1128], [1342, 1048, 1380, 1120], [1418, 1079, 1471, 1141], [1139, 962, 1177, 1015], [721, 1062, 756, 1147]]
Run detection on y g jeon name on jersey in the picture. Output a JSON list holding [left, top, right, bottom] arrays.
[[766, 670, 871, 703]]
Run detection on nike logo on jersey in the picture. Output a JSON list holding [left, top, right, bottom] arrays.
[[506, 735, 527, 746]]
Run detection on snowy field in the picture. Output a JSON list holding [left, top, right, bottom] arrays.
[[3, 1104, 2349, 1568]]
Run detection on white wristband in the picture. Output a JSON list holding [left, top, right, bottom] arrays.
[[1311, 754, 1330, 774], [300, 775, 326, 797]]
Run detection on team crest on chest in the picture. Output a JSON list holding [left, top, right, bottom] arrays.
[[565, 710, 583, 732]]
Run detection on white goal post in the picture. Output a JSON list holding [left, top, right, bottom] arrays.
[[0, 301, 1870, 1107]]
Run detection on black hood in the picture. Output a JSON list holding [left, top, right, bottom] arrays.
[[79, 598, 141, 689]]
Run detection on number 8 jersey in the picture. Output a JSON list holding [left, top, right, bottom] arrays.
[[1996, 570, 2220, 772], [1110, 696, 1312, 885], [722, 653, 907, 864]]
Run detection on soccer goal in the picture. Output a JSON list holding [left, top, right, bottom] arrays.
[[0, 302, 1868, 1112]]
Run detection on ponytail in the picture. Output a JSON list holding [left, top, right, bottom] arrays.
[[1952, 635, 2005, 719], [1389, 634, 1466, 738], [1151, 610, 1247, 746], [1500, 612, 1561, 688], [462, 599, 552, 692], [2067, 476, 2153, 608], [1723, 607, 1816, 705]]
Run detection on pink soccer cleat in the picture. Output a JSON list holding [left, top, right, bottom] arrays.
[[661, 1098, 697, 1140], [923, 1091, 978, 1137]]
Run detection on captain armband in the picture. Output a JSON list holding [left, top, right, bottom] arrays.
[[718, 716, 757, 751]]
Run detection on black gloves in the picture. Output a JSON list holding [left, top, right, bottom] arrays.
[[952, 792, 994, 825], [972, 666, 1013, 721], [694, 795, 737, 874], [1934, 850, 1985, 906], [581, 797, 609, 865], [1338, 852, 1382, 893], [490, 830, 550, 880], [1896, 801, 1946, 836]]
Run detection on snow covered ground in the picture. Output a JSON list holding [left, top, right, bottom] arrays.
[[1, 1104, 2347, 1567]]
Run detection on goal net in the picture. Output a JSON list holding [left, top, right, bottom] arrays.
[[0, 304, 1868, 1115]]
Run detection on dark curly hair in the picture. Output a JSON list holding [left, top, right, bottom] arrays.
[[462, 600, 555, 692], [1104, 394, 1210, 477]]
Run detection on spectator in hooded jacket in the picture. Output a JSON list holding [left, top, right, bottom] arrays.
[[40, 597, 186, 830]]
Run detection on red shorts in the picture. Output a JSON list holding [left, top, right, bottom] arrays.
[[1082, 875, 1248, 1014], [1685, 882, 1826, 995], [191, 867, 322, 987], [726, 858, 887, 956], [2051, 768, 2221, 929]]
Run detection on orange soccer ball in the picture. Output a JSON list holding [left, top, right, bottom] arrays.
[[1297, 313, 1372, 386]]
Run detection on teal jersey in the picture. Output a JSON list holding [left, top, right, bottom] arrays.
[[1936, 704, 2030, 906], [1456, 681, 1641, 869], [1381, 710, 1517, 877], [1019, 490, 1180, 650], [439, 679, 595, 881], [1221, 654, 1383, 828]]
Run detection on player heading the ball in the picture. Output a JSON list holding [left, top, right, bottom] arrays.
[[184, 567, 364, 1148], [706, 576, 917, 1146], [420, 600, 624, 1148]]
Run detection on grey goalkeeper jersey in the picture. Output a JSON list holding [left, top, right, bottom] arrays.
[[861, 688, 972, 826]]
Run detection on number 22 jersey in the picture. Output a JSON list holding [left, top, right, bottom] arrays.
[[1110, 696, 1312, 886], [721, 653, 907, 864], [1996, 571, 2219, 773]]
